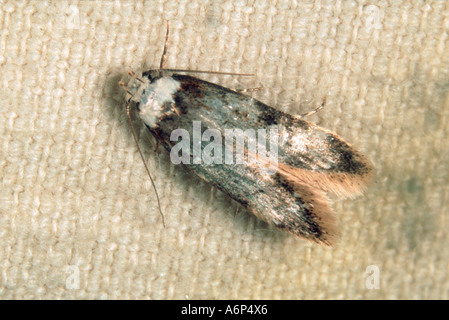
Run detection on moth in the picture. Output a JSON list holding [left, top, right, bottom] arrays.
[[121, 24, 372, 245]]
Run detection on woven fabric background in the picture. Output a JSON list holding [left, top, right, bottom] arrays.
[[1, 0, 448, 299]]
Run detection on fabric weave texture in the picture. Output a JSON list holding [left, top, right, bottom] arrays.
[[0, 0, 448, 299]]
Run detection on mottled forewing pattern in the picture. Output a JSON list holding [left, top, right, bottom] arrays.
[[143, 74, 372, 245]]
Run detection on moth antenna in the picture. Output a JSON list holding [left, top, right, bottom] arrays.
[[126, 70, 144, 83], [160, 69, 254, 77], [157, 22, 253, 78], [159, 20, 169, 71], [126, 101, 166, 227]]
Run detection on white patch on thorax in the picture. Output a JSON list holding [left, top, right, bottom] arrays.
[[129, 76, 181, 128]]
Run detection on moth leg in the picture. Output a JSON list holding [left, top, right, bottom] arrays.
[[118, 81, 132, 95], [299, 96, 326, 118], [151, 130, 168, 152], [143, 130, 160, 152], [234, 206, 239, 217], [171, 102, 182, 116], [231, 87, 263, 94]]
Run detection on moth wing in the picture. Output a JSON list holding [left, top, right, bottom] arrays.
[[171, 74, 372, 198], [150, 75, 371, 244], [276, 122, 373, 199], [247, 169, 339, 245], [188, 160, 339, 245], [253, 109, 373, 199]]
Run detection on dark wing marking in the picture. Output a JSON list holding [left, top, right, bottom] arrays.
[[266, 173, 338, 245]]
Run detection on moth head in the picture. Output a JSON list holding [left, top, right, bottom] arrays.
[[121, 71, 181, 128], [121, 71, 151, 104]]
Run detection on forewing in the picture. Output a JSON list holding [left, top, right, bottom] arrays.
[[145, 74, 371, 244], [168, 74, 373, 198]]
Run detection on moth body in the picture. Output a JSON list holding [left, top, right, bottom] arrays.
[[124, 71, 372, 245]]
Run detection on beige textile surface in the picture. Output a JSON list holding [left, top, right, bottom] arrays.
[[1, 0, 448, 299]]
